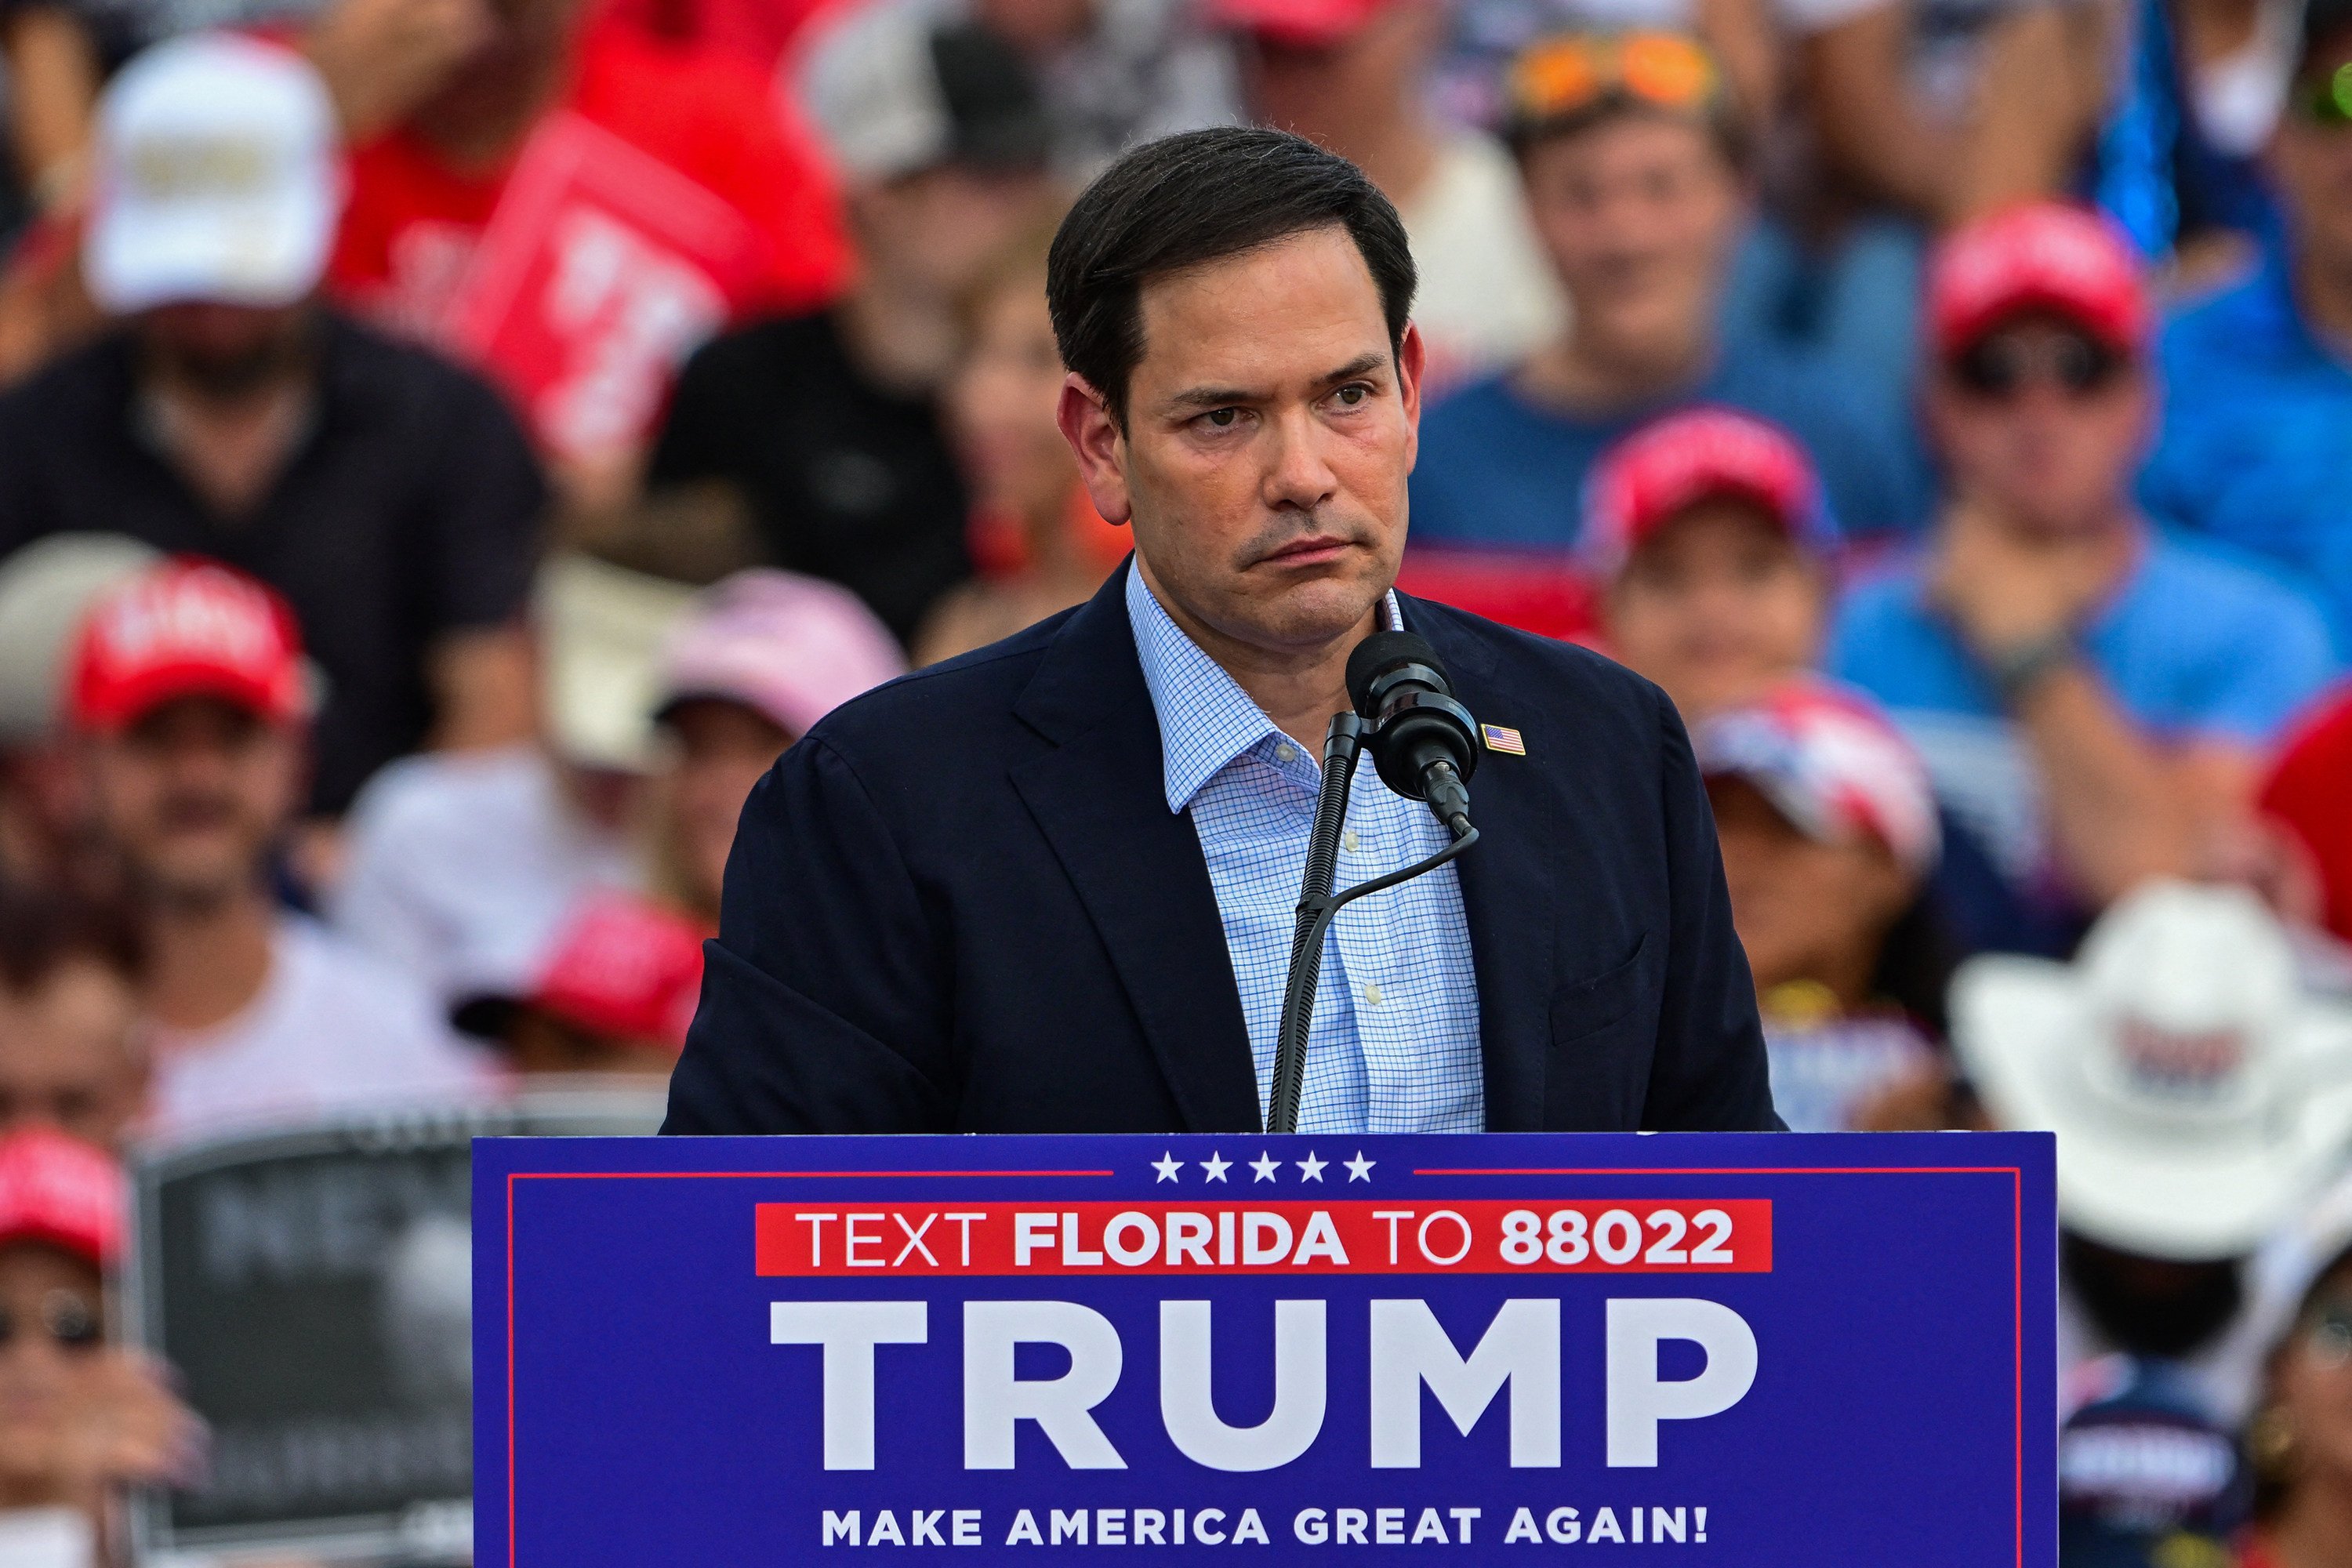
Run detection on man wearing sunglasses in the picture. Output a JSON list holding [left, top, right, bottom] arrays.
[[1409, 30, 1920, 559], [2146, 0, 2352, 648], [1830, 202, 2337, 924]]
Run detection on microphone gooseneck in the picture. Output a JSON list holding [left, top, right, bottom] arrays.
[[1267, 630, 1486, 1135]]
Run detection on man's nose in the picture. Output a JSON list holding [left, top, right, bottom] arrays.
[[1260, 405, 1341, 513]]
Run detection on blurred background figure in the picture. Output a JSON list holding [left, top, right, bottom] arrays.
[[1955, 883, 2352, 1473], [1695, 679, 1955, 1131], [460, 891, 707, 1077], [1409, 31, 1915, 560], [0, 1127, 199, 1560], [1212, 0, 1565, 386], [0, 38, 545, 833], [66, 559, 494, 1139], [913, 218, 1130, 663], [2146, 0, 2352, 651], [1831, 203, 2337, 939], [644, 570, 906, 923], [654, 19, 1062, 645], [333, 555, 690, 1011], [0, 891, 149, 1154], [326, 0, 854, 504], [797, 0, 1238, 180], [2261, 686, 2352, 950], [1581, 405, 1833, 713], [2238, 1180, 2352, 1568], [0, 535, 158, 895]]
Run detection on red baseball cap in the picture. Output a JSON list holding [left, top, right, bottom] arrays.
[[1209, 0, 1389, 48], [528, 894, 707, 1054], [0, 1128, 125, 1270], [1926, 201, 2149, 359], [1579, 405, 1832, 579], [66, 557, 307, 734]]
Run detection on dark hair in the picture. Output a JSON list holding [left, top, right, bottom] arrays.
[[1046, 127, 1417, 427], [2299, 0, 2352, 74], [0, 887, 145, 996]]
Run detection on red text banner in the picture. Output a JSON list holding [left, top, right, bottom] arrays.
[[753, 1200, 1772, 1278]]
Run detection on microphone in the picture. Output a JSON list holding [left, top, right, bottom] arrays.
[[1345, 631, 1479, 838]]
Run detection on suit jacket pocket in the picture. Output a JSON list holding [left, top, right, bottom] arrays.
[[1544, 933, 1655, 1130]]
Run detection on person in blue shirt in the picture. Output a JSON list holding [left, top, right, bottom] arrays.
[[2142, 0, 2352, 647], [1829, 202, 2337, 925], [1406, 30, 1922, 557]]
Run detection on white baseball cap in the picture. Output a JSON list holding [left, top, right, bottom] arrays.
[[534, 554, 698, 773], [0, 534, 161, 743], [85, 33, 344, 315], [1953, 881, 2352, 1262]]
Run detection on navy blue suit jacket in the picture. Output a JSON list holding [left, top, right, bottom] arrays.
[[662, 565, 1776, 1134]]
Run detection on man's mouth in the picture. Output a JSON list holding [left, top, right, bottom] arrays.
[[1258, 534, 1356, 568]]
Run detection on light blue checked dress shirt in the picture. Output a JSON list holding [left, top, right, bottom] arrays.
[[1125, 566, 1484, 1134]]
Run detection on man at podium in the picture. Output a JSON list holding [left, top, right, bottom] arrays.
[[662, 127, 1777, 1138]]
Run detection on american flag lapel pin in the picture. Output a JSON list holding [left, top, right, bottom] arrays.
[[1481, 724, 1526, 756]]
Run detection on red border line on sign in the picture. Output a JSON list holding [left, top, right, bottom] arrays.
[[502, 1163, 2028, 1568], [502, 1168, 1113, 1566]]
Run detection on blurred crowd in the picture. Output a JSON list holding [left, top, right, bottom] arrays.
[[0, 0, 2339, 1552]]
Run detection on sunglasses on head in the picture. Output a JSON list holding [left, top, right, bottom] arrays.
[[1946, 330, 2128, 400], [1506, 32, 1722, 128], [0, 1290, 100, 1352], [2290, 62, 2352, 127]]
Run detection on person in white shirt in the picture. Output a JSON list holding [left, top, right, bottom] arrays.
[[1210, 0, 1568, 388], [64, 559, 494, 1142]]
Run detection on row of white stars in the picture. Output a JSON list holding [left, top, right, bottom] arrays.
[[1149, 1150, 1375, 1184]]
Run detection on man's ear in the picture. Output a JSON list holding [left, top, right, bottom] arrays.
[[1056, 375, 1132, 527], [1397, 321, 1427, 472]]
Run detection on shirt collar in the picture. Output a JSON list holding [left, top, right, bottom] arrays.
[[1125, 561, 1403, 813]]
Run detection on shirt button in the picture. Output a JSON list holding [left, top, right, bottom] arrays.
[[1343, 830, 1361, 852], [1276, 743, 1298, 764], [1363, 981, 1384, 1007]]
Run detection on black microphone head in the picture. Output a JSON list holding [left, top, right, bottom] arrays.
[[1346, 630, 1448, 717]]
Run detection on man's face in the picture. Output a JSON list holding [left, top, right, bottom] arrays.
[[140, 303, 311, 398], [1708, 775, 1912, 995], [1926, 317, 2149, 535], [1605, 501, 1823, 720], [83, 699, 300, 910], [1240, 4, 1439, 151], [0, 962, 147, 1152], [0, 1243, 104, 1488], [1519, 113, 1739, 361], [853, 167, 1054, 302], [1064, 225, 1421, 654], [2270, 38, 2352, 275], [659, 698, 792, 919]]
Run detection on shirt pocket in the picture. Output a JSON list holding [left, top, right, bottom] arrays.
[[1542, 933, 1657, 1130]]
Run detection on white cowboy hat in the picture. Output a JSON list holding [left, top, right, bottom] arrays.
[[1953, 880, 2352, 1262]]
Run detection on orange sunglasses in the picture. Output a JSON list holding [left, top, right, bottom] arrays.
[[1504, 31, 1724, 129]]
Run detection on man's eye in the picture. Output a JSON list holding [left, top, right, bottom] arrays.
[[1333, 383, 1370, 407], [1203, 408, 1240, 428]]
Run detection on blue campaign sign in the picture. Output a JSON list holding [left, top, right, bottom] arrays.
[[475, 1131, 2055, 1564]]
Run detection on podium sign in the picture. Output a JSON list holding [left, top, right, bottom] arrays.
[[476, 1132, 2055, 1564]]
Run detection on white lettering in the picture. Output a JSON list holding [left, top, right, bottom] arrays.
[[769, 1301, 927, 1470], [1368, 1298, 1561, 1468], [1160, 1300, 1327, 1470], [1605, 1298, 1759, 1467], [963, 1301, 1127, 1469]]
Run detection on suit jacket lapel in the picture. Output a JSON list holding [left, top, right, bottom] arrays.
[[1410, 600, 1557, 1131], [1010, 564, 1264, 1133]]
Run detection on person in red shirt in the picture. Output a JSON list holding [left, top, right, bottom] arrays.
[[328, 0, 855, 494], [2259, 687, 2352, 947]]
